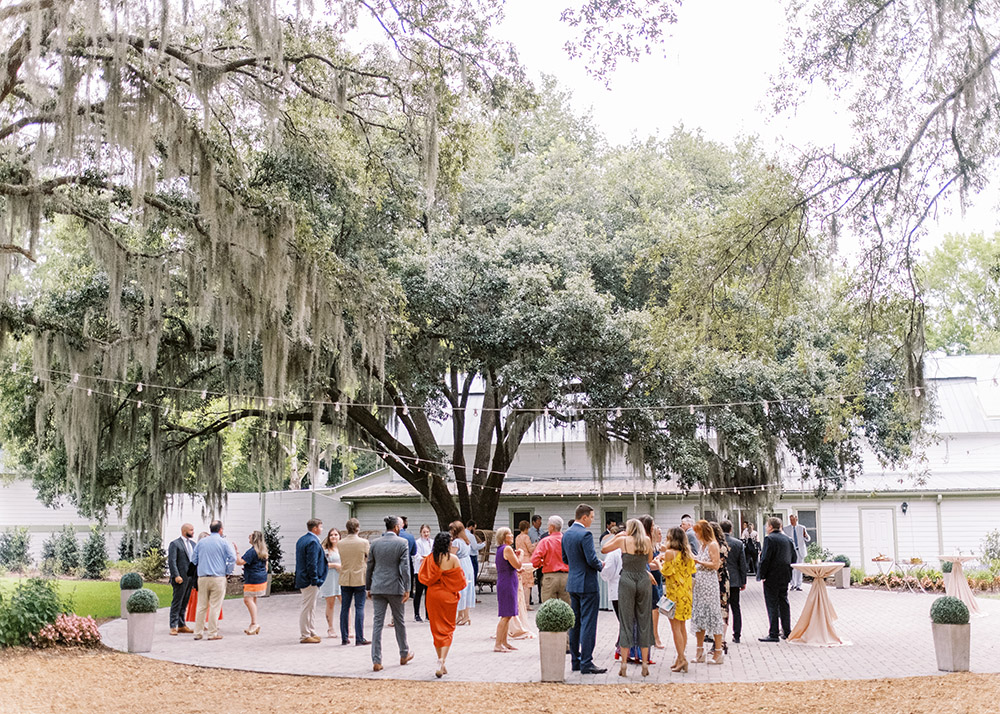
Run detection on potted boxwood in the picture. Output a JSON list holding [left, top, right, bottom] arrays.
[[119, 572, 143, 619], [126, 588, 160, 653], [930, 595, 970, 672], [832, 555, 851, 589], [535, 598, 575, 682]]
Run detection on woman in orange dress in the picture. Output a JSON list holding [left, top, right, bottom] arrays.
[[419, 531, 467, 678]]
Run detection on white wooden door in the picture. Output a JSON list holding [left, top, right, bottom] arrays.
[[861, 509, 895, 574]]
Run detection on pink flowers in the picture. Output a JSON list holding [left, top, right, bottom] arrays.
[[29, 613, 102, 648]]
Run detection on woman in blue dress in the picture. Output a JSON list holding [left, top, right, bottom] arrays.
[[450, 520, 476, 625], [319, 528, 342, 638]]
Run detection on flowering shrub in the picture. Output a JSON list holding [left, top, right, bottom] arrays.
[[29, 614, 102, 648]]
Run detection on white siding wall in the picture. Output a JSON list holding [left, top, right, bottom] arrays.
[[940, 498, 999, 558], [0, 479, 129, 561]]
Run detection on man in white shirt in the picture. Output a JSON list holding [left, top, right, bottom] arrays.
[[783, 514, 810, 590]]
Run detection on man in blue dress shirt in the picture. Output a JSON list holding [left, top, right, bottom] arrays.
[[191, 520, 235, 641]]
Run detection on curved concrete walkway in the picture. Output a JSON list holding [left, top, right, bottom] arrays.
[[100, 581, 1000, 684]]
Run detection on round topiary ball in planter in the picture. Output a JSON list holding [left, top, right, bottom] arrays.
[[931, 595, 969, 625], [126, 588, 160, 653], [832, 554, 851, 569], [930, 595, 971, 672], [119, 572, 144, 619], [941, 560, 953, 574], [120, 572, 143, 590], [535, 598, 575, 632], [535, 599, 575, 682]]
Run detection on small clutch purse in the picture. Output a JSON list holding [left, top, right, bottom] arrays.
[[657, 594, 676, 618]]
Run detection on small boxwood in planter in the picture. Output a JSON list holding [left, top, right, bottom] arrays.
[[535, 598, 575, 632], [941, 560, 953, 574], [126, 588, 160, 614], [120, 572, 143, 590], [930, 596, 969, 625], [833, 554, 851, 568]]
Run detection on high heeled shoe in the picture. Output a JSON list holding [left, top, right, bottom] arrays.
[[708, 651, 724, 665], [671, 658, 689, 673], [694, 647, 705, 663]]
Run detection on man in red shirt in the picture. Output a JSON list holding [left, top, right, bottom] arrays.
[[531, 515, 570, 604]]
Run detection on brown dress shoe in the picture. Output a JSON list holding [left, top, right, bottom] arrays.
[[372, 663, 383, 672], [400, 652, 415, 665], [178, 626, 194, 634], [169, 628, 179, 636], [300, 636, 321, 644]]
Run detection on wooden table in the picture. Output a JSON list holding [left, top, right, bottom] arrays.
[[787, 562, 851, 646], [939, 555, 983, 617]]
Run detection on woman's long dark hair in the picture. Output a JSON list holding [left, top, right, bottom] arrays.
[[432, 531, 452, 565]]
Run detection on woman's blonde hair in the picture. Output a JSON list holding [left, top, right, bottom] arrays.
[[250, 530, 269, 560], [495, 527, 513, 546], [625, 518, 652, 555]]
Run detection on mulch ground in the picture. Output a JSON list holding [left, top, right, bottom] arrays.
[[1, 647, 996, 713]]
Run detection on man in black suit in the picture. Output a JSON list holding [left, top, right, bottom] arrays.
[[757, 516, 795, 642], [720, 520, 749, 644], [167, 523, 196, 635]]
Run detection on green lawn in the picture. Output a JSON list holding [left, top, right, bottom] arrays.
[[0, 577, 174, 618]]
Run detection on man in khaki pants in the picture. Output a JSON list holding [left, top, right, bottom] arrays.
[[295, 518, 328, 643], [190, 520, 235, 640]]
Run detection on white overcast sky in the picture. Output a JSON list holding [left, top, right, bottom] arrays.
[[495, 0, 999, 248]]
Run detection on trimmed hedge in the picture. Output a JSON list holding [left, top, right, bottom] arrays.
[[535, 597, 575, 632], [930, 596, 969, 625]]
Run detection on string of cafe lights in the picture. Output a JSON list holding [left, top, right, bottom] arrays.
[[17, 367, 795, 499], [13, 363, 940, 419]]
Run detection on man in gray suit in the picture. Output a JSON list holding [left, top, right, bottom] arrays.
[[366, 515, 413, 672], [720, 520, 749, 644], [681, 514, 700, 555]]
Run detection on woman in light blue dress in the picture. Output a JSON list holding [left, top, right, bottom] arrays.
[[450, 520, 476, 625], [319, 528, 342, 638]]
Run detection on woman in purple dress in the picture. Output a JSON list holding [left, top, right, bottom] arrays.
[[493, 527, 524, 652]]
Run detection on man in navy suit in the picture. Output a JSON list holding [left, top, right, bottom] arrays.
[[561, 503, 606, 674], [295, 518, 328, 643]]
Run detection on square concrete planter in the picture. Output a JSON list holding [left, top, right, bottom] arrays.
[[833, 566, 850, 589], [127, 611, 156, 653], [539, 631, 567, 682], [120, 589, 138, 619], [932, 622, 970, 672]]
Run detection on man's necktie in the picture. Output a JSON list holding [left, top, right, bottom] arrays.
[[794, 529, 798, 547]]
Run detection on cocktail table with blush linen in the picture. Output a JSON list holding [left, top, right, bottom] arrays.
[[939, 555, 983, 617], [787, 563, 850, 647]]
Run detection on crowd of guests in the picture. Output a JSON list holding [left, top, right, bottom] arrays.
[[164, 507, 802, 679]]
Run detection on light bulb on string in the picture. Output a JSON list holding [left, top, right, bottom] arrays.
[[270, 429, 277, 438], [762, 401, 769, 416], [688, 405, 695, 415], [839, 395, 845, 405], [72, 373, 79, 383], [915, 386, 922, 397], [32, 375, 38, 383], [10, 363, 17, 373], [267, 397, 274, 408], [402, 405, 409, 416], [137, 400, 143, 409], [334, 402, 341, 412], [201, 389, 207, 400], [137, 382, 143, 392], [615, 407, 622, 418], [473, 408, 478, 417], [87, 389, 93, 397]]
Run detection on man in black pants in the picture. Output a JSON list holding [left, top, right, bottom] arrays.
[[720, 520, 749, 644], [756, 516, 795, 642]]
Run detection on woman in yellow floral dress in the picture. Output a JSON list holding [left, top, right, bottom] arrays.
[[660, 526, 696, 672]]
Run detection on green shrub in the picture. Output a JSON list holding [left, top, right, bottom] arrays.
[[850, 567, 865, 584], [126, 588, 160, 614], [0, 527, 32, 572], [0, 578, 70, 647], [270, 572, 296, 593], [535, 598, 575, 632], [982, 530, 1000, 561], [137, 544, 166, 582], [120, 572, 143, 590], [806, 543, 833, 562], [263, 520, 284, 575], [54, 526, 80, 574], [833, 554, 851, 568], [930, 596, 969, 625], [941, 560, 953, 574], [82, 527, 108, 580]]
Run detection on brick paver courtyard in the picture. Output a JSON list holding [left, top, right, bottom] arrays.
[[100, 582, 1000, 684]]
